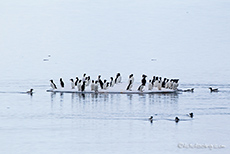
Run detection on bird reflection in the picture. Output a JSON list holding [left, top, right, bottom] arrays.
[[60, 92, 64, 102], [127, 94, 133, 101], [148, 93, 179, 104]]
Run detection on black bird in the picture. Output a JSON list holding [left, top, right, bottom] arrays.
[[60, 78, 64, 88], [110, 77, 113, 87], [126, 74, 133, 90], [151, 76, 156, 85], [103, 79, 107, 89], [75, 77, 79, 86], [189, 113, 193, 118], [115, 73, 121, 84], [209, 87, 218, 92], [162, 78, 166, 88], [175, 117, 180, 123], [142, 74, 147, 86], [98, 75, 104, 89], [50, 80, 57, 89], [26, 89, 33, 95], [183, 88, 194, 92], [138, 74, 147, 91], [106, 82, 110, 89], [81, 81, 86, 92], [149, 116, 153, 123]]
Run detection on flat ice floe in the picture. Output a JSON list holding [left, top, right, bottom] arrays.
[[47, 82, 176, 94]]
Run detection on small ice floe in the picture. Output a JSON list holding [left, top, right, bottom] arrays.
[[209, 87, 219, 92]]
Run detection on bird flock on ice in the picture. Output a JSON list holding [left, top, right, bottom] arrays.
[[50, 73, 180, 92]]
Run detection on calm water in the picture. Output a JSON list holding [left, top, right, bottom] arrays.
[[0, 81, 229, 154], [0, 0, 230, 153]]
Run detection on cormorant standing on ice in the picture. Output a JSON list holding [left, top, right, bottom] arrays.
[[115, 73, 121, 84], [110, 77, 115, 87], [70, 79, 75, 89], [77, 80, 82, 91], [126, 74, 134, 91], [60, 78, 64, 88], [86, 76, 91, 86], [82, 73, 87, 81], [91, 80, 95, 91], [50, 80, 57, 89], [168, 79, 173, 89], [151, 76, 156, 85], [75, 77, 79, 86], [165, 79, 170, 89], [117, 73, 122, 83], [103, 79, 107, 89], [81, 81, 86, 92], [141, 74, 147, 86], [138, 74, 147, 92], [154, 77, 158, 87], [158, 80, 162, 90], [172, 79, 179, 90], [148, 80, 153, 90], [98, 75, 103, 89], [104, 82, 110, 90], [94, 81, 99, 93], [162, 78, 166, 88]]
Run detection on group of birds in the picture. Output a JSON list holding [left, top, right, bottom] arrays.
[[180, 87, 219, 93], [134, 74, 179, 92], [149, 112, 194, 123], [50, 73, 122, 92], [49, 73, 220, 94], [50, 73, 180, 92]]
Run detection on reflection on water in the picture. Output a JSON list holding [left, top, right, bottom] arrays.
[[148, 93, 179, 104], [48, 89, 230, 121], [50, 92, 179, 105], [49, 92, 180, 120]]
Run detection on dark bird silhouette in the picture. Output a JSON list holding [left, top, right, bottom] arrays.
[[115, 73, 121, 84], [183, 88, 194, 92], [188, 113, 193, 118], [209, 87, 218, 92], [50, 80, 57, 89], [175, 117, 180, 123], [26, 89, 33, 95], [60, 78, 64, 88], [110, 77, 113, 87], [149, 116, 153, 123], [75, 77, 79, 86], [81, 81, 86, 92], [98, 75, 104, 89], [138, 74, 147, 91]]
